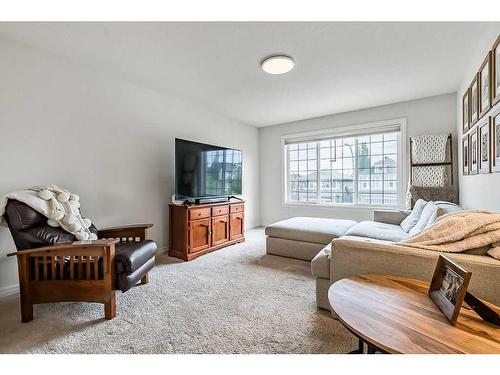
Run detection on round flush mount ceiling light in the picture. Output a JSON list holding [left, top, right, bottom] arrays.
[[261, 55, 295, 75]]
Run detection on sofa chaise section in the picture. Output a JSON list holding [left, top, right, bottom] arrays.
[[265, 217, 357, 261]]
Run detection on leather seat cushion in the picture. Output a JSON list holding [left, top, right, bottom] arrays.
[[115, 240, 157, 274], [116, 257, 155, 293]]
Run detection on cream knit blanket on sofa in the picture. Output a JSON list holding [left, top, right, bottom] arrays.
[[399, 210, 500, 254]]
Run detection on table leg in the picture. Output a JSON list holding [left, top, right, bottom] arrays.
[[348, 338, 364, 354], [367, 343, 386, 354]]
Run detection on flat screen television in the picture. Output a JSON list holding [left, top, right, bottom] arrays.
[[175, 138, 243, 202]]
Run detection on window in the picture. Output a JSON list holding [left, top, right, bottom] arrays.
[[284, 121, 404, 207], [203, 149, 242, 196]]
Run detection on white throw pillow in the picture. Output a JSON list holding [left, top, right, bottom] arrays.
[[434, 201, 463, 215], [400, 199, 427, 232], [408, 201, 438, 237], [425, 207, 446, 229]]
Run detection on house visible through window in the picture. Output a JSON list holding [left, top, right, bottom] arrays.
[[285, 126, 402, 206]]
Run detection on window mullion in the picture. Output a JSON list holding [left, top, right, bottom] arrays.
[[354, 137, 359, 205], [316, 141, 320, 204], [286, 145, 290, 203], [382, 135, 385, 205]]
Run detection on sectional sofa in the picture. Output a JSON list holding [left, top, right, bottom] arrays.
[[265, 204, 500, 310]]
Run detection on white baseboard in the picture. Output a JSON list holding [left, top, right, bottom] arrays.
[[156, 246, 169, 255], [0, 284, 19, 298]]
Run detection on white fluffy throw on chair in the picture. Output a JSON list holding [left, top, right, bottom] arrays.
[[0, 185, 97, 241]]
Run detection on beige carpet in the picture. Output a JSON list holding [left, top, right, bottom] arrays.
[[0, 228, 354, 353]]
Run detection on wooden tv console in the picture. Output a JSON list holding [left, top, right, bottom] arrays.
[[168, 200, 245, 261]]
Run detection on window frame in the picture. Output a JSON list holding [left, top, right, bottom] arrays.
[[281, 118, 407, 209]]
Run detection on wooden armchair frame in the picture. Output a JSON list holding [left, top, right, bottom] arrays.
[[8, 224, 153, 322]]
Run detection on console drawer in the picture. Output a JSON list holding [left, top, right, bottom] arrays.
[[189, 207, 211, 220], [212, 205, 229, 216], [230, 203, 244, 213]]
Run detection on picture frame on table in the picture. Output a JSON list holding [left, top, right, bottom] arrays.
[[478, 52, 492, 119], [470, 74, 479, 126], [470, 126, 478, 175], [462, 135, 470, 175], [478, 117, 491, 174], [429, 255, 472, 326], [463, 89, 470, 133], [493, 111, 500, 173], [492, 35, 500, 106]]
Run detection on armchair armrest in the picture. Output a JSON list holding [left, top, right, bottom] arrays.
[[7, 239, 120, 257], [373, 210, 410, 225], [98, 224, 153, 242], [98, 224, 153, 232], [8, 238, 120, 287]]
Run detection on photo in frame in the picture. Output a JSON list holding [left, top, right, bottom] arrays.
[[470, 126, 478, 174], [493, 35, 500, 106], [493, 112, 500, 173], [428, 255, 471, 326], [463, 89, 470, 133], [479, 117, 491, 174], [470, 74, 479, 125], [462, 135, 470, 175], [479, 52, 492, 119]]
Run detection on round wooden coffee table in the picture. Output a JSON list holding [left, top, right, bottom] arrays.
[[328, 274, 500, 354]]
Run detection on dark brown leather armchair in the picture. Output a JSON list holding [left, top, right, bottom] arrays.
[[4, 199, 156, 322]]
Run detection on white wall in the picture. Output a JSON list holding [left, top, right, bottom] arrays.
[[456, 26, 500, 211], [0, 37, 260, 294], [259, 94, 457, 226]]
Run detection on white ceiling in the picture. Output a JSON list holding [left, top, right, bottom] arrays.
[[0, 22, 498, 127]]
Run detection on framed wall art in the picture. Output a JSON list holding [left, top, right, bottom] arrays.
[[478, 117, 491, 174], [493, 35, 500, 106], [479, 52, 492, 119], [470, 126, 478, 175], [493, 111, 500, 173], [462, 135, 470, 175], [463, 89, 470, 133], [470, 74, 479, 126]]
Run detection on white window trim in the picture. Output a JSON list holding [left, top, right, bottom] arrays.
[[281, 118, 407, 209]]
